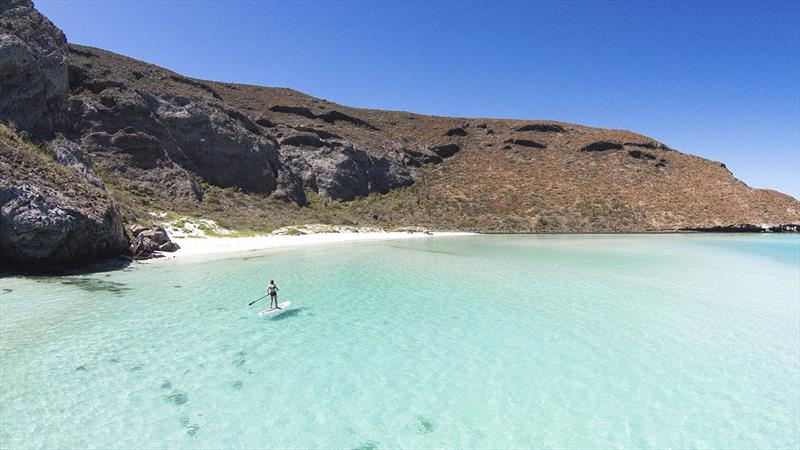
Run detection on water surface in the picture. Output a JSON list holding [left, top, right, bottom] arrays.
[[1, 234, 798, 448]]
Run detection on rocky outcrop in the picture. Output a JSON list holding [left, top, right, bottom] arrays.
[[504, 139, 545, 149], [50, 138, 103, 187], [282, 143, 412, 200], [445, 127, 467, 137], [515, 123, 565, 133], [580, 141, 624, 152], [0, 0, 69, 138], [67, 75, 284, 195], [269, 105, 316, 119], [431, 144, 460, 158], [0, 126, 129, 271], [405, 148, 443, 166], [280, 133, 327, 148], [130, 224, 179, 259], [317, 110, 379, 131], [628, 150, 656, 160], [62, 44, 419, 204]]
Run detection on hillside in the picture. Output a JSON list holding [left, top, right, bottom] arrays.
[[63, 43, 799, 233], [0, 1, 798, 269]]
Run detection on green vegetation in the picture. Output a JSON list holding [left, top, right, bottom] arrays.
[[0, 125, 104, 201]]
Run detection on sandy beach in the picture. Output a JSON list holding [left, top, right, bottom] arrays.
[[163, 229, 474, 260]]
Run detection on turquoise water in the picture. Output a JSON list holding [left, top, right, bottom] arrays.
[[1, 234, 798, 449]]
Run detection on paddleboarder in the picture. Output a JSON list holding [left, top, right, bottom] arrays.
[[267, 280, 280, 310]]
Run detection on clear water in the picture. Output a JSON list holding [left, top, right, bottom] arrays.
[[1, 235, 798, 449]]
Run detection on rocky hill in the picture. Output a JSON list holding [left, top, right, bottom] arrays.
[[1, 0, 798, 269]]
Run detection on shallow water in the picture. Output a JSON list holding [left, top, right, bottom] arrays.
[[1, 234, 798, 449]]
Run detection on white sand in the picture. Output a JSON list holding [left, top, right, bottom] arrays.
[[160, 230, 474, 260]]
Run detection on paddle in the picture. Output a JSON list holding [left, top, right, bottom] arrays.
[[248, 294, 269, 306]]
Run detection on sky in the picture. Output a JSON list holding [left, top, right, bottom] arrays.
[[37, 0, 800, 198]]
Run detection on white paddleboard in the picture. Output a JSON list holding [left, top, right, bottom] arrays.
[[259, 301, 291, 317]]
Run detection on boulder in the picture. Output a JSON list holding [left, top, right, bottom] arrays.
[[130, 225, 179, 259]]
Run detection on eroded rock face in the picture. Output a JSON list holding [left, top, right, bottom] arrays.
[[0, 185, 127, 269], [67, 78, 283, 196], [0, 0, 69, 138], [51, 138, 103, 188], [282, 143, 412, 200]]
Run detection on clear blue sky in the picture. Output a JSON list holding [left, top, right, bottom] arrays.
[[37, 0, 800, 198]]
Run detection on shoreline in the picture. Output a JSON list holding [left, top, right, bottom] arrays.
[[157, 227, 796, 264], [159, 230, 475, 261]]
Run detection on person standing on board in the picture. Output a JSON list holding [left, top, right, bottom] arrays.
[[267, 280, 280, 310]]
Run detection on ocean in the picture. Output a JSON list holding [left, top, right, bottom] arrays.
[[1, 234, 798, 448]]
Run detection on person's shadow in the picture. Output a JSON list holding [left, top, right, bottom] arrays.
[[270, 306, 307, 321]]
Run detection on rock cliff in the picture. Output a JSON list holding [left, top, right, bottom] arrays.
[[0, 0, 68, 138], [0, 125, 129, 271]]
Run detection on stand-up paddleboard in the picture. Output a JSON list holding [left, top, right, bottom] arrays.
[[259, 301, 291, 317]]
